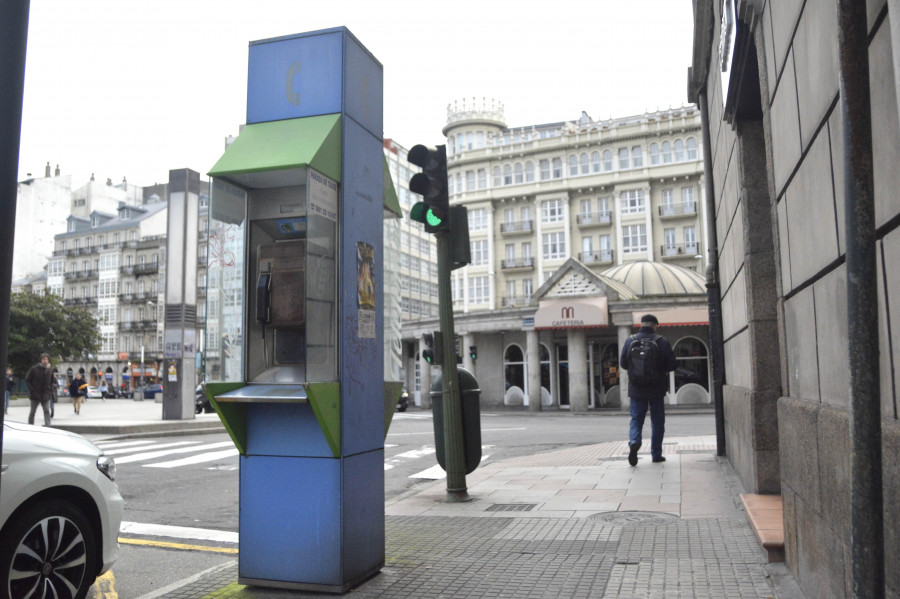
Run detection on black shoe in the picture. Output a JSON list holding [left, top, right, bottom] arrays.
[[628, 442, 641, 466], [652, 456, 666, 463]]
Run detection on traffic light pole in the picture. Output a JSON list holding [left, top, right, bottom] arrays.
[[435, 229, 468, 502]]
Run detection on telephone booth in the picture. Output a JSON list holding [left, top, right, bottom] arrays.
[[202, 27, 390, 593]]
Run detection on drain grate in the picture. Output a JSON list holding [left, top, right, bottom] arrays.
[[486, 503, 537, 512], [588, 511, 678, 526]]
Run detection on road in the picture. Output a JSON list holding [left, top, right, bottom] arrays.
[[88, 408, 715, 598]]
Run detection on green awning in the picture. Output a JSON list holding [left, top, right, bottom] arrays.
[[209, 114, 342, 185], [383, 156, 401, 218]]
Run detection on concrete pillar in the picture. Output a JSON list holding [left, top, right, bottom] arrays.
[[617, 325, 632, 410], [568, 329, 588, 412], [526, 329, 541, 411]]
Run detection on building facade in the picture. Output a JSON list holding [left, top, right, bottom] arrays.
[[400, 102, 712, 410], [689, 1, 898, 596]]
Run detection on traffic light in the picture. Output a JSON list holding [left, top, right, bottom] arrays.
[[449, 205, 471, 270], [422, 331, 443, 365], [408, 144, 448, 233], [469, 346, 477, 361]]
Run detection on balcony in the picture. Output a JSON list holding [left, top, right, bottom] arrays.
[[64, 269, 98, 280], [659, 202, 698, 219], [119, 265, 135, 275], [501, 256, 535, 271], [64, 297, 96, 307], [501, 296, 531, 308], [576, 211, 613, 228], [579, 249, 615, 266], [659, 243, 701, 259], [499, 220, 534, 235], [133, 263, 159, 276]]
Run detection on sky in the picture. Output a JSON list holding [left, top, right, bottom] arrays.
[[17, 0, 695, 188]]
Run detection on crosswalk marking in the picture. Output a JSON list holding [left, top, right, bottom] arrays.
[[115, 441, 236, 464], [101, 441, 200, 455], [144, 448, 240, 469], [95, 440, 157, 450]]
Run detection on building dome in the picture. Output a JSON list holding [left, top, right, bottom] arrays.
[[601, 261, 706, 297]]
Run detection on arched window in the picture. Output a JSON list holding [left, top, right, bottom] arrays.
[[580, 153, 590, 174], [632, 146, 643, 168], [602, 150, 613, 171], [674, 139, 685, 161], [514, 162, 524, 184], [686, 137, 698, 160], [649, 143, 660, 165], [661, 141, 672, 163], [504, 344, 525, 392], [591, 151, 601, 173], [492, 166, 501, 187], [524, 161, 535, 182], [503, 164, 513, 185], [673, 337, 709, 391], [568, 155, 578, 176]]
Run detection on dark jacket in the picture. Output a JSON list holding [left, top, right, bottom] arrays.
[[619, 326, 677, 401], [69, 378, 85, 398], [5, 373, 14, 394], [25, 363, 54, 402]]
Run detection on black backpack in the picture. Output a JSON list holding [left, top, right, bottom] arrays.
[[627, 334, 662, 386]]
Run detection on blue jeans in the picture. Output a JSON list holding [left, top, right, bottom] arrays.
[[629, 396, 665, 459]]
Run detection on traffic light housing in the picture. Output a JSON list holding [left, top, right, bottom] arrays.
[[422, 331, 443, 365], [408, 144, 448, 233], [469, 346, 477, 361]]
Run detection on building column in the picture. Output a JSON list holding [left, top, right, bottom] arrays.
[[462, 332, 474, 373], [567, 328, 588, 412], [418, 341, 432, 409], [617, 325, 632, 409], [526, 329, 541, 411]]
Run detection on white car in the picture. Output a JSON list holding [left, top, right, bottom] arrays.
[[85, 386, 102, 399], [0, 421, 124, 599]]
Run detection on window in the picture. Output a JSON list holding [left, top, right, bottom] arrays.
[[492, 166, 501, 187], [541, 199, 564, 223], [505, 243, 515, 260], [470, 240, 489, 266], [598, 196, 611, 218], [466, 132, 473, 150], [568, 155, 578, 177], [662, 141, 672, 163], [524, 161, 535, 182], [542, 232, 566, 259], [632, 146, 643, 168], [662, 189, 674, 215], [469, 276, 489, 304], [682, 187, 695, 212], [622, 224, 647, 253], [602, 150, 613, 171], [477, 169, 487, 189], [504, 208, 514, 225], [447, 175, 454, 195], [618, 148, 629, 170], [684, 226, 698, 253], [523, 279, 533, 300], [468, 208, 487, 231], [514, 162, 523, 184], [552, 158, 563, 178], [522, 242, 533, 259], [686, 137, 698, 160], [476, 132, 484, 148], [620, 190, 645, 214], [520, 206, 531, 223], [580, 199, 592, 218], [580, 153, 589, 175], [591, 151, 601, 173], [664, 228, 677, 253], [503, 164, 512, 185], [466, 170, 475, 191], [582, 236, 593, 254]]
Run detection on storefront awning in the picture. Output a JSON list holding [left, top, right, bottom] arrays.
[[208, 113, 342, 186], [534, 297, 609, 329], [632, 308, 709, 326]]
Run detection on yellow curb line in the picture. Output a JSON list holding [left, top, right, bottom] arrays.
[[119, 537, 239, 554]]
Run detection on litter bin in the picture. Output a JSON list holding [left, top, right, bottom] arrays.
[[431, 367, 482, 474]]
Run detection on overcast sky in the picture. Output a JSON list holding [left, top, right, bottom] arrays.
[[18, 0, 695, 187]]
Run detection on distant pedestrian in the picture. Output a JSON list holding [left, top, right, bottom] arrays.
[[4, 367, 14, 414], [25, 353, 54, 426], [98, 377, 108, 399], [69, 373, 86, 415], [620, 314, 676, 466]]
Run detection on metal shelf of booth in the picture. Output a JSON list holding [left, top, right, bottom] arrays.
[[214, 384, 308, 403]]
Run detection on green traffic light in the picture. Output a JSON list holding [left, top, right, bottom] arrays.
[[425, 208, 443, 227]]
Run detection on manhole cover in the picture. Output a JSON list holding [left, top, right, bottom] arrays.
[[486, 503, 537, 512], [588, 511, 678, 526]]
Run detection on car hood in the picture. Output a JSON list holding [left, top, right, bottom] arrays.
[[2, 421, 103, 458]]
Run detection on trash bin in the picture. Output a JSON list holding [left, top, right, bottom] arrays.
[[431, 367, 482, 474]]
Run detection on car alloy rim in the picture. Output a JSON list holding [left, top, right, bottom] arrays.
[[9, 516, 87, 599]]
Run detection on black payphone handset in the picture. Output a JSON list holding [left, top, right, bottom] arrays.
[[256, 272, 272, 326]]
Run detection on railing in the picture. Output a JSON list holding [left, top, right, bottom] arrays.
[[576, 211, 613, 226], [119, 265, 135, 275], [659, 202, 698, 217], [659, 243, 701, 257], [501, 296, 531, 307], [64, 270, 98, 280], [501, 257, 535, 270], [133, 263, 159, 275], [499, 220, 534, 234], [578, 249, 615, 265]]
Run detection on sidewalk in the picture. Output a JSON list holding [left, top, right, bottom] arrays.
[[2, 399, 803, 598]]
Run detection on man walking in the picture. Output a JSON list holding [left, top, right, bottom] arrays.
[[25, 353, 54, 426], [620, 314, 676, 466]]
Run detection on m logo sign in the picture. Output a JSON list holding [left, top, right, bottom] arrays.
[[560, 306, 575, 319]]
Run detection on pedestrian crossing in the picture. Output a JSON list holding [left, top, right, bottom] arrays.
[[95, 438, 479, 475]]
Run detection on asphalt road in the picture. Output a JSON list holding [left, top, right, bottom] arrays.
[[87, 408, 715, 598]]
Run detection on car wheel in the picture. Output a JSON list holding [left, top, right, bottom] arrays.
[[0, 499, 98, 599]]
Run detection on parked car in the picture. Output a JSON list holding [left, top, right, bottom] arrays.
[[396, 388, 409, 412], [142, 383, 163, 399], [86, 385, 103, 399], [0, 421, 124, 599]]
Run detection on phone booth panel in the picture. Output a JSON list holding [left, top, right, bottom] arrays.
[[204, 27, 385, 593]]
